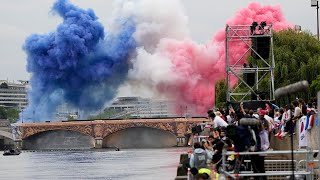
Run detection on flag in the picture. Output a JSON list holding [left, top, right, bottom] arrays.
[[271, 103, 280, 109]]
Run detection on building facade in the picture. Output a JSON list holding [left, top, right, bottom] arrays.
[[107, 97, 179, 118], [56, 97, 199, 120], [55, 103, 79, 121], [0, 80, 28, 110]]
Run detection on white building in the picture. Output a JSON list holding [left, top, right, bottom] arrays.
[[107, 97, 180, 119], [0, 80, 28, 110], [55, 103, 79, 121]]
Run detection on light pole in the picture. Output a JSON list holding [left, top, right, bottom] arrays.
[[311, 0, 320, 40], [21, 110, 23, 124]]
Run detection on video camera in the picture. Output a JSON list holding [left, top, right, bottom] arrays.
[[225, 118, 260, 152]]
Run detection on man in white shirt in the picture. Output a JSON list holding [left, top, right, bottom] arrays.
[[252, 108, 261, 119], [209, 111, 228, 128], [293, 101, 301, 121]]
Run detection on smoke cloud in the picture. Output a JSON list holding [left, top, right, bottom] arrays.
[[23, 0, 292, 121], [23, 0, 136, 122], [128, 2, 292, 114]]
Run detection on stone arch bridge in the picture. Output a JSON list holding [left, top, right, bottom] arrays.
[[16, 118, 207, 149]]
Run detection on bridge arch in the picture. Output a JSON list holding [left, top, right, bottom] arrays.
[[22, 125, 94, 140], [100, 121, 177, 139], [102, 127, 177, 148], [23, 129, 95, 150], [18, 118, 208, 149]]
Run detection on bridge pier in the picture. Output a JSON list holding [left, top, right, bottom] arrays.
[[176, 136, 186, 147], [14, 139, 22, 150], [94, 138, 103, 149]]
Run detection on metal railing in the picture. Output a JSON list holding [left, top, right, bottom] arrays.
[[221, 149, 319, 180], [242, 159, 297, 172], [192, 135, 209, 143], [298, 159, 319, 169]]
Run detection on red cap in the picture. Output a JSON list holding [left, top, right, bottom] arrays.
[[260, 110, 266, 116]]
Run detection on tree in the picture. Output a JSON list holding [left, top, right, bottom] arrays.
[[0, 107, 19, 123], [215, 80, 227, 109], [311, 74, 320, 92], [6, 108, 19, 123], [67, 115, 76, 121], [0, 106, 7, 119], [272, 30, 320, 105], [89, 109, 121, 120]]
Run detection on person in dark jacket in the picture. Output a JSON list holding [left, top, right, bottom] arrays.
[[211, 141, 225, 173]]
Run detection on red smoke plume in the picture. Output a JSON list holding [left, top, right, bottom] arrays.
[[158, 2, 293, 114]]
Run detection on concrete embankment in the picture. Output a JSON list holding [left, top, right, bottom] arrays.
[[270, 123, 320, 160]]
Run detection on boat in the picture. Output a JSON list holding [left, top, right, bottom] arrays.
[[3, 149, 21, 156]]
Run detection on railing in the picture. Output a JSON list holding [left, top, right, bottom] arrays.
[[186, 160, 309, 180], [242, 159, 297, 171], [221, 149, 319, 180], [192, 135, 209, 143], [298, 159, 319, 169]]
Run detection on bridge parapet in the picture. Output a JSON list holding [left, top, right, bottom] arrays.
[[17, 118, 208, 148], [18, 118, 207, 139]]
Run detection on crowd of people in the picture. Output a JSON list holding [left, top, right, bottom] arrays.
[[188, 98, 318, 180]]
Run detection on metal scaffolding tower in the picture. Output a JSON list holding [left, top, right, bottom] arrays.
[[225, 23, 275, 103]]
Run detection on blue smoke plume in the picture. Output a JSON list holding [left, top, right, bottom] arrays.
[[22, 0, 136, 122]]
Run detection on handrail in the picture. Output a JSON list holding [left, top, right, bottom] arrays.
[[221, 149, 319, 179], [192, 135, 209, 144], [224, 150, 319, 156], [222, 170, 310, 179], [244, 160, 297, 162], [234, 171, 310, 177], [298, 159, 319, 168]]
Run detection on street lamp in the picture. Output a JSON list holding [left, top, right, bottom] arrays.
[[21, 110, 23, 124], [311, 0, 320, 40]]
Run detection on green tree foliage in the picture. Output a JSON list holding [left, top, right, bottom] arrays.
[[273, 30, 320, 105], [0, 107, 19, 123], [67, 115, 76, 121], [6, 108, 19, 123], [311, 75, 320, 92], [89, 109, 123, 119], [0, 106, 7, 119], [215, 80, 227, 109]]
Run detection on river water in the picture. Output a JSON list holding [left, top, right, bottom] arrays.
[[0, 148, 187, 180]]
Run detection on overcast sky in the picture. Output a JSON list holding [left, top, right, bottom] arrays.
[[0, 0, 317, 81]]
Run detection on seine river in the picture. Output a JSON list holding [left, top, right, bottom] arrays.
[[0, 148, 187, 180]]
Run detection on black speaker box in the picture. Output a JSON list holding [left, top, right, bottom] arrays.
[[244, 73, 255, 86], [251, 36, 270, 59]]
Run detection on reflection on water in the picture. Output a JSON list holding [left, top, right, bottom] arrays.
[[0, 148, 187, 180]]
